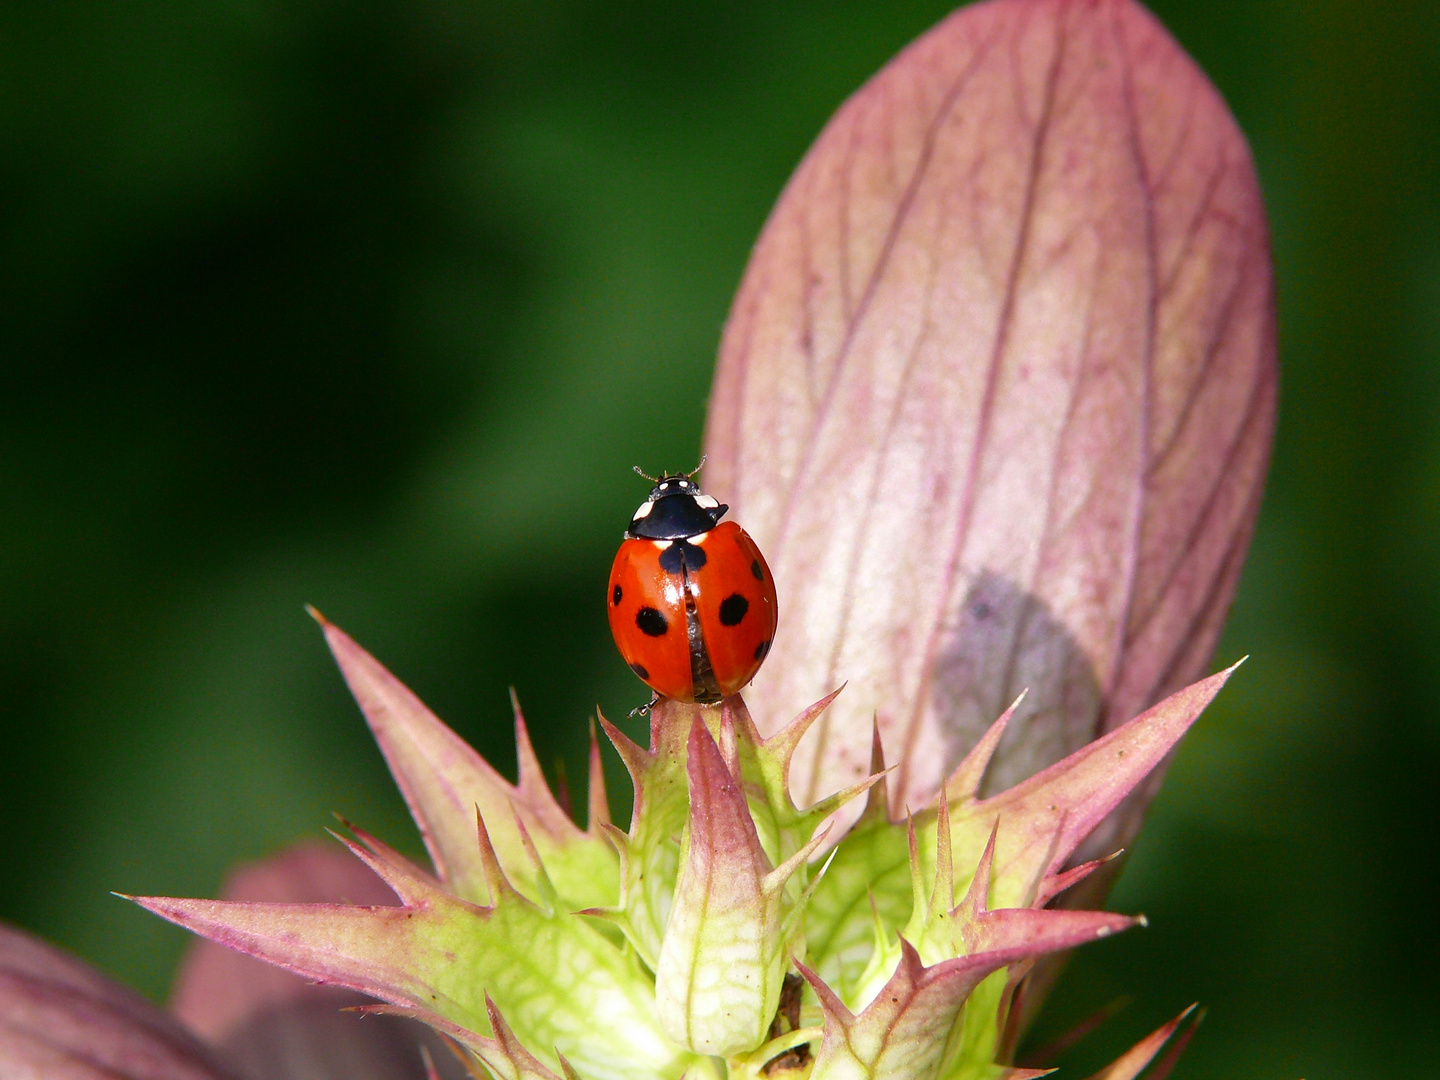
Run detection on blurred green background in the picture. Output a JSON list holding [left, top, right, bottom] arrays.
[[0, 1, 1435, 1077]]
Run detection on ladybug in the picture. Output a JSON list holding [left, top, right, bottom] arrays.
[[607, 468, 777, 704]]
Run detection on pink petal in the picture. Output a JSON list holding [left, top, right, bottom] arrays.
[[0, 921, 235, 1080], [704, 0, 1275, 831]]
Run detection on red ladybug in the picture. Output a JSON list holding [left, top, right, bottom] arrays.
[[608, 470, 777, 703]]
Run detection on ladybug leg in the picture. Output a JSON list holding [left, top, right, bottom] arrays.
[[628, 691, 660, 719]]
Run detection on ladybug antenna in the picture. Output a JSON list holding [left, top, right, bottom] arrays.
[[632, 465, 659, 484], [684, 455, 707, 479]]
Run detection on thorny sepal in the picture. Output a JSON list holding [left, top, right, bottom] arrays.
[[653, 717, 832, 1057], [805, 665, 1238, 992], [313, 611, 618, 910], [593, 694, 880, 971], [842, 807, 1138, 1079], [939, 827, 1139, 1080], [469, 996, 579, 1080], [592, 698, 699, 968], [364, 996, 579, 1080], [720, 691, 882, 869], [798, 867, 1134, 1080], [802, 695, 1026, 992], [947, 663, 1242, 913], [132, 813, 691, 1080], [1079, 1005, 1201, 1080]]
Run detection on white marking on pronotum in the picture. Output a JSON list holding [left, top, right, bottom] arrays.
[[632, 500, 654, 519], [694, 495, 719, 509]]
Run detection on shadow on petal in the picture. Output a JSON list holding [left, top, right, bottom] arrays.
[[929, 570, 1103, 800]]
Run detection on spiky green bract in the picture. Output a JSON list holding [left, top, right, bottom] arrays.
[[591, 701, 693, 967], [132, 816, 686, 1080], [133, 622, 1232, 1080], [806, 663, 1240, 996], [835, 809, 1139, 1080], [313, 611, 618, 911], [653, 716, 833, 1056], [592, 692, 878, 972], [1080, 1005, 1200, 1080], [796, 812, 1138, 1080]]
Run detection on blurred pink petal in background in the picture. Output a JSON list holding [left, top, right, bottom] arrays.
[[0, 922, 234, 1080]]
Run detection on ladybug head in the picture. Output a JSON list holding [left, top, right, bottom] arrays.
[[627, 471, 729, 540], [647, 474, 701, 500]]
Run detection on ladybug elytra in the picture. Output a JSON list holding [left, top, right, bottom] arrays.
[[607, 470, 778, 704]]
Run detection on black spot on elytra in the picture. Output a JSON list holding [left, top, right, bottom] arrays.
[[751, 559, 764, 581], [629, 662, 649, 680], [658, 538, 706, 575], [612, 584, 623, 606], [754, 639, 771, 661], [636, 607, 668, 636], [719, 593, 749, 626]]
